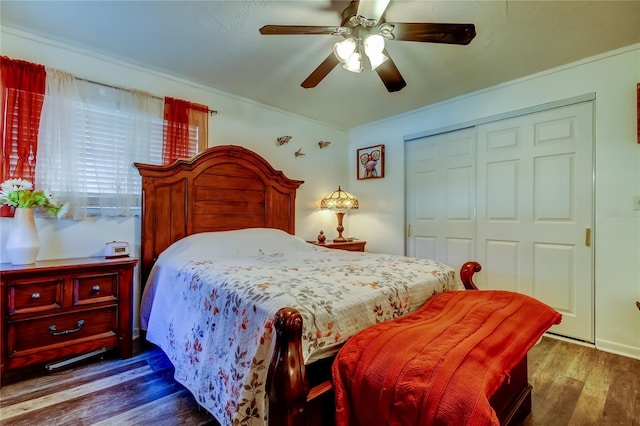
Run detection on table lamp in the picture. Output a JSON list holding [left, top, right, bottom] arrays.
[[320, 186, 359, 242]]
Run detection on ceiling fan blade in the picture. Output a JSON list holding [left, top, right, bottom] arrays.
[[375, 52, 406, 92], [301, 53, 341, 89], [356, 0, 391, 23], [387, 23, 476, 45], [259, 25, 347, 36]]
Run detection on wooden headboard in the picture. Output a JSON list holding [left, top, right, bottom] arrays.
[[134, 145, 304, 282]]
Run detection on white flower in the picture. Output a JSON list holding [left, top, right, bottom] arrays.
[[0, 178, 33, 202], [44, 189, 60, 207], [0, 179, 68, 218]]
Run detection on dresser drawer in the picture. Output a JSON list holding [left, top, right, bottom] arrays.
[[7, 307, 117, 354], [8, 279, 63, 315], [74, 272, 118, 306]]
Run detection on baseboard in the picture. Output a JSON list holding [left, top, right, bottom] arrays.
[[543, 333, 595, 348], [544, 333, 639, 360], [595, 338, 640, 361]]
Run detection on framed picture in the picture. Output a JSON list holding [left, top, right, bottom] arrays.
[[357, 144, 385, 180]]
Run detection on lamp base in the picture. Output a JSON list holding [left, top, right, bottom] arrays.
[[334, 211, 347, 242]]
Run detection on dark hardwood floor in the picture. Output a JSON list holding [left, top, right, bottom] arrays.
[[1, 336, 638, 425]]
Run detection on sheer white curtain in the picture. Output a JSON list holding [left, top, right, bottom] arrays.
[[36, 69, 84, 218], [36, 68, 164, 219]]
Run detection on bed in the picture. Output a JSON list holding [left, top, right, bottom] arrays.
[[134, 145, 534, 426]]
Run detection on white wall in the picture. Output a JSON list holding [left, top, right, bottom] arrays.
[[348, 44, 640, 359], [0, 28, 350, 334]]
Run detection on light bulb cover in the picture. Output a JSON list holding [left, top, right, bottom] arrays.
[[343, 51, 364, 73], [334, 38, 357, 63], [364, 34, 388, 70], [367, 52, 388, 70], [364, 34, 385, 54]]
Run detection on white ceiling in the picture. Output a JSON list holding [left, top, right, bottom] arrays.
[[2, 0, 639, 129]]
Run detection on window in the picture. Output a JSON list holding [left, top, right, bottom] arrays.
[[2, 61, 207, 219], [36, 72, 199, 219]]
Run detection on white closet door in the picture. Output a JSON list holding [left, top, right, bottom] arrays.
[[476, 101, 594, 342], [405, 127, 476, 273], [405, 101, 594, 342]]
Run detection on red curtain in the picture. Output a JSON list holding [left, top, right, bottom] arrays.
[[162, 97, 208, 164], [0, 56, 46, 216]]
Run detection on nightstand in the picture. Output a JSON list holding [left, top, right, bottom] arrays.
[[311, 240, 366, 252], [0, 256, 137, 376]]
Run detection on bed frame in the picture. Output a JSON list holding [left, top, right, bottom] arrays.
[[134, 145, 532, 426]]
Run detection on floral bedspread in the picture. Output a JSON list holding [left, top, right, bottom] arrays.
[[143, 247, 459, 426]]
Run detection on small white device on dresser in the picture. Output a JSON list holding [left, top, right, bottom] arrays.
[[104, 241, 130, 258]]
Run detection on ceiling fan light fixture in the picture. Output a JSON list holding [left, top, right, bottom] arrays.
[[367, 52, 388, 70], [343, 51, 364, 73], [334, 38, 357, 63], [364, 34, 385, 53], [364, 34, 388, 70]]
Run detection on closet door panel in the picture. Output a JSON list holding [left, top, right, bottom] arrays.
[[476, 102, 593, 342]]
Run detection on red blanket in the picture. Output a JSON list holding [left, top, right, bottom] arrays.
[[332, 290, 561, 426]]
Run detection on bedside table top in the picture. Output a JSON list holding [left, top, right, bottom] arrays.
[[312, 239, 365, 244], [310, 240, 366, 252]]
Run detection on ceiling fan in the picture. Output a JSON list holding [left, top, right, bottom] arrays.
[[259, 0, 476, 92]]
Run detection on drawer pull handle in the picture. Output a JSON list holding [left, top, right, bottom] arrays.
[[49, 320, 85, 336], [92, 285, 101, 292], [31, 292, 41, 299]]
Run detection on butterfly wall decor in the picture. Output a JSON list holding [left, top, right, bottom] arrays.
[[318, 141, 331, 149], [276, 136, 292, 146], [294, 148, 305, 157]]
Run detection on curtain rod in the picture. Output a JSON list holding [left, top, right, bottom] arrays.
[[76, 76, 218, 116]]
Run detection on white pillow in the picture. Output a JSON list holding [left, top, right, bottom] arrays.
[[158, 227, 313, 262]]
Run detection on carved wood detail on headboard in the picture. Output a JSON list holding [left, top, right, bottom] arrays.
[[134, 145, 304, 283]]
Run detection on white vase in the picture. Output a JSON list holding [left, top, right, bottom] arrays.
[[6, 208, 41, 265]]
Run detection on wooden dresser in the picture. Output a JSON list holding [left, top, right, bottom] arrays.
[[311, 240, 366, 252], [0, 256, 137, 376]]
